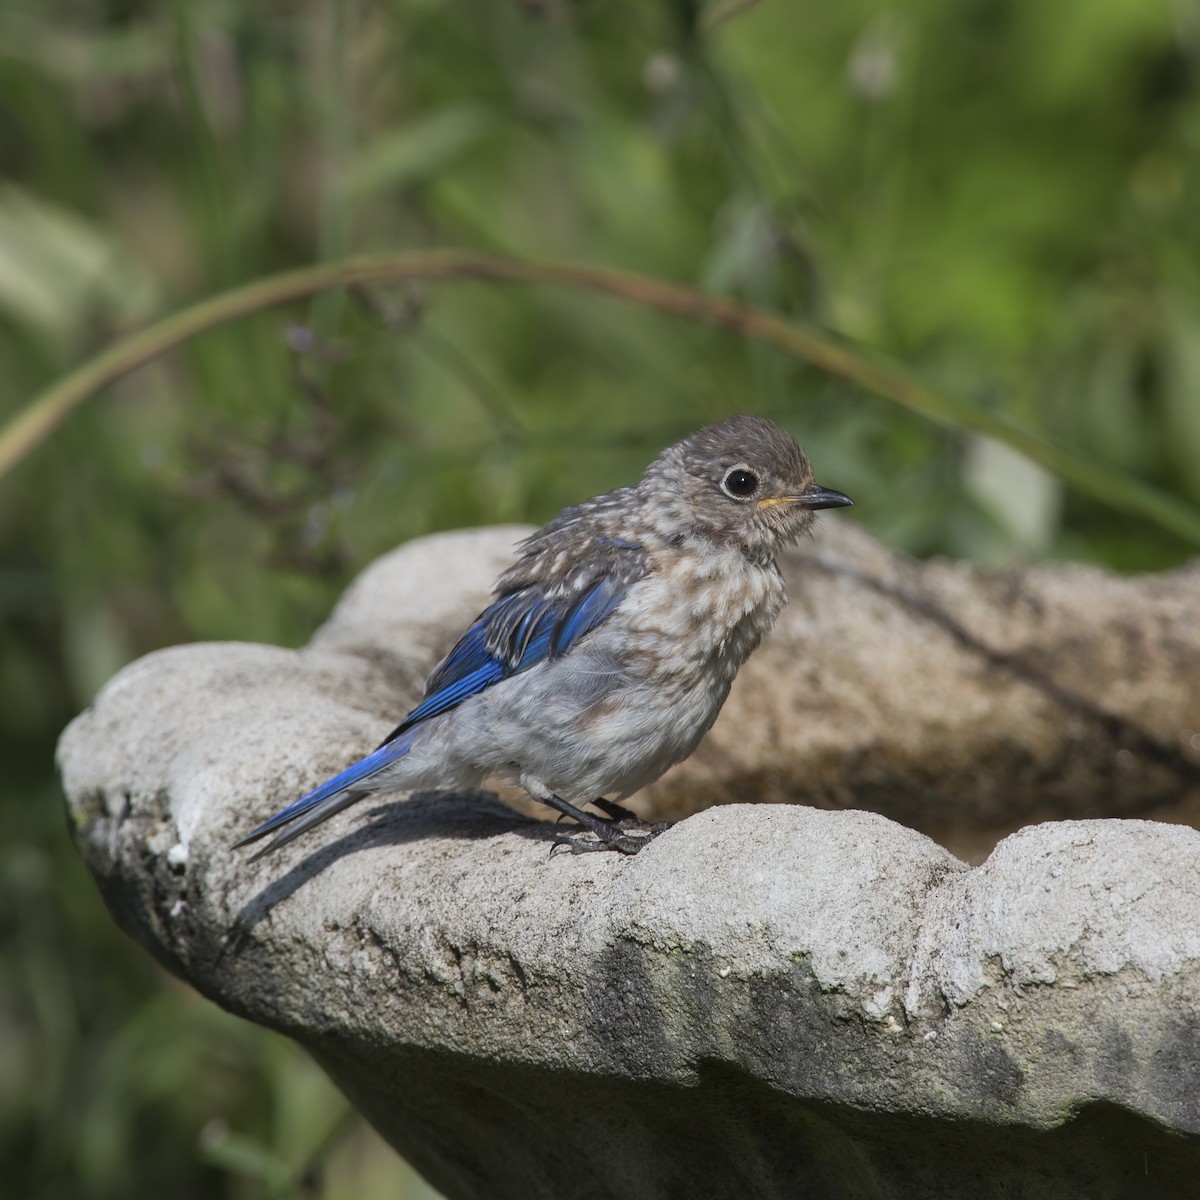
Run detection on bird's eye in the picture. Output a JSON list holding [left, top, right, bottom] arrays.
[[721, 468, 759, 499]]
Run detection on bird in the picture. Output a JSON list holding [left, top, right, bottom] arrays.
[[236, 415, 852, 859]]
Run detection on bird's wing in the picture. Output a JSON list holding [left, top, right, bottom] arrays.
[[376, 537, 647, 748], [236, 536, 647, 856]]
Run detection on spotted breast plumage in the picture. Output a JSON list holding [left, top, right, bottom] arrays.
[[236, 415, 852, 858]]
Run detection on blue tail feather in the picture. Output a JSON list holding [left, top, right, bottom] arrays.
[[236, 729, 416, 852]]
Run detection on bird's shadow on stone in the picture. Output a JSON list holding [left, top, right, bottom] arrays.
[[225, 789, 564, 949]]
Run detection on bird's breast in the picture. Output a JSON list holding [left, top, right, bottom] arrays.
[[617, 549, 785, 693]]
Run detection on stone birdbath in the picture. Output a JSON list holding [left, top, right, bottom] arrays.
[[59, 522, 1200, 1198]]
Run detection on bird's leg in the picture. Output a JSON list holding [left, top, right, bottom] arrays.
[[536, 794, 668, 856], [554, 801, 629, 828], [589, 797, 650, 826]]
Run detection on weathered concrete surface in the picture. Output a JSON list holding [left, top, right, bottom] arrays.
[[59, 525, 1200, 1199]]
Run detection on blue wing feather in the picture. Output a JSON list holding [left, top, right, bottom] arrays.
[[378, 567, 637, 749], [551, 573, 626, 656], [391, 656, 506, 729]]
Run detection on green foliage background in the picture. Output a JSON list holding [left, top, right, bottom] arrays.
[[2, 0, 1198, 1195]]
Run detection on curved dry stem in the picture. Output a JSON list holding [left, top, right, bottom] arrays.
[[4, 248, 1199, 545]]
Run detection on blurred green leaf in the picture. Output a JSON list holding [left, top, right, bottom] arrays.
[[340, 106, 494, 198], [1162, 298, 1200, 505], [0, 12, 168, 86], [197, 1122, 290, 1189], [0, 188, 159, 346], [962, 435, 1062, 559]]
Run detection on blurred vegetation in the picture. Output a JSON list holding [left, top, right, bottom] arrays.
[[3, 0, 1200, 1195]]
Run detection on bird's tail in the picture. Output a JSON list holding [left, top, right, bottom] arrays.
[[235, 731, 416, 861]]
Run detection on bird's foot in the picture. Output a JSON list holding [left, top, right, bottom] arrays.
[[538, 793, 670, 856], [549, 822, 671, 857]]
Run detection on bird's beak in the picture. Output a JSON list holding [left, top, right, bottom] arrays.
[[758, 484, 854, 512], [798, 483, 854, 510]]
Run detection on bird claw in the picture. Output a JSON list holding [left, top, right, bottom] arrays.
[[548, 822, 671, 857], [549, 832, 641, 856]]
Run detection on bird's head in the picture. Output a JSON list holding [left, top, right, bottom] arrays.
[[642, 415, 853, 560]]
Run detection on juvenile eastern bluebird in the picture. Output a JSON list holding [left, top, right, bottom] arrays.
[[237, 415, 852, 858]]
